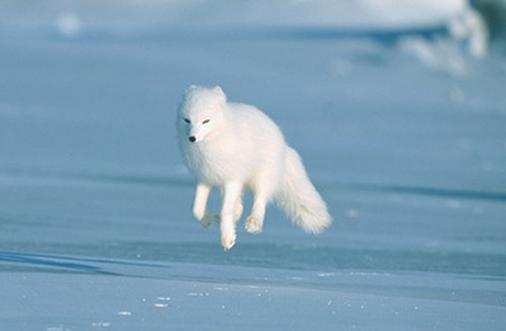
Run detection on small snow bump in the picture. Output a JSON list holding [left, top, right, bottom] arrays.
[[157, 297, 171, 301], [327, 300, 333, 306], [154, 303, 169, 308], [117, 311, 132, 316], [288, 276, 303, 281], [317, 272, 336, 277], [187, 292, 208, 297], [92, 321, 111, 328], [349, 271, 390, 276], [214, 287, 229, 291]]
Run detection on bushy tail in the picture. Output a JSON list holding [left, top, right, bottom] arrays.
[[275, 147, 332, 234]]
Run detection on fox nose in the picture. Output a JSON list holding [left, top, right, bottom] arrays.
[[189, 136, 196, 143]]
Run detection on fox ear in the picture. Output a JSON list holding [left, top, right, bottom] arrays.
[[213, 85, 226, 100]]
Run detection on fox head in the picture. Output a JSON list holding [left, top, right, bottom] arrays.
[[177, 85, 227, 144]]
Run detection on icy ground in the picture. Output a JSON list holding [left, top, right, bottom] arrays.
[[1, 6, 506, 331]]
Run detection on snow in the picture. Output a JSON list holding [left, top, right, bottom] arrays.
[[1, 1, 506, 330], [55, 12, 83, 38], [0, 0, 480, 30]]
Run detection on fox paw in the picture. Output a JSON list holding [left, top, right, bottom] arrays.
[[221, 233, 236, 251], [245, 216, 263, 234]]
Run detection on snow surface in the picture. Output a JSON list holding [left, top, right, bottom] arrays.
[[0, 0, 480, 31], [1, 1, 506, 330]]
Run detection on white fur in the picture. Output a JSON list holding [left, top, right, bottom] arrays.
[[177, 85, 331, 250]]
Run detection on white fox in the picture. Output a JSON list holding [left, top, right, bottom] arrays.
[[177, 85, 331, 250]]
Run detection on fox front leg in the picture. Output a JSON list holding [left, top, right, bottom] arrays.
[[220, 182, 243, 251], [192, 183, 216, 227], [234, 199, 243, 223]]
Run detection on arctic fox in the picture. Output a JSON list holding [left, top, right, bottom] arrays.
[[177, 85, 331, 250]]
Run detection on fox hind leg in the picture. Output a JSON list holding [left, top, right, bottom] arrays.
[[245, 192, 267, 234], [245, 168, 281, 234]]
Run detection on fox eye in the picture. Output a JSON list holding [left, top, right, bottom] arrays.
[[184, 118, 191, 124], [202, 119, 210, 124]]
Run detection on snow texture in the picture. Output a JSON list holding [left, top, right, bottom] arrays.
[[0, 1, 505, 330]]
